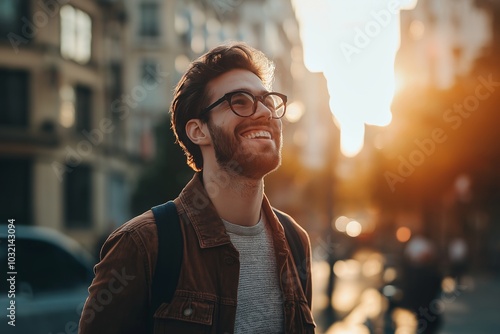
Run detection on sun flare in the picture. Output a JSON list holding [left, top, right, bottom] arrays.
[[292, 0, 418, 157]]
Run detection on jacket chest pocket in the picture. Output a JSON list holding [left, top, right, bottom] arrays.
[[153, 296, 215, 334]]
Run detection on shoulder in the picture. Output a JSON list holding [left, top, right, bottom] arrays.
[[103, 210, 158, 254], [111, 210, 156, 235]]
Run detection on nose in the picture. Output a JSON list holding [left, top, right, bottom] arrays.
[[251, 97, 273, 120]]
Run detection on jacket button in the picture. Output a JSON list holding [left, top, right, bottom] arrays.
[[183, 307, 193, 316], [224, 257, 235, 265]]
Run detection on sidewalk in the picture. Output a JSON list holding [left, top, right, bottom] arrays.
[[439, 274, 500, 334]]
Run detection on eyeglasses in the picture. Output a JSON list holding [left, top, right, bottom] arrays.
[[201, 90, 288, 119]]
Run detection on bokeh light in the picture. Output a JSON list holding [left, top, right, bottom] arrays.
[[383, 267, 398, 283], [442, 277, 457, 294], [334, 216, 350, 232], [285, 101, 305, 123], [346, 220, 362, 237], [334, 259, 361, 279], [326, 322, 370, 334], [362, 255, 384, 277], [396, 226, 412, 242], [392, 308, 418, 334]]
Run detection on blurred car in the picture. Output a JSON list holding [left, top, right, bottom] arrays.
[[0, 224, 95, 334]]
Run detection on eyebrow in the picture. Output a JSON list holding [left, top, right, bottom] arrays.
[[227, 88, 270, 95]]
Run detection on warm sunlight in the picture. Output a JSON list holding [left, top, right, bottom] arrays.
[[292, 0, 418, 157]]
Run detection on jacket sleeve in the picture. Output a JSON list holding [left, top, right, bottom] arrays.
[[78, 228, 152, 334]]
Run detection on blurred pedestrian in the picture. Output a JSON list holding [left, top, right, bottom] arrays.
[[448, 236, 468, 284], [399, 234, 443, 334], [79, 42, 315, 334]]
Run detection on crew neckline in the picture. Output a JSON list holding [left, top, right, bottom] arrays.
[[222, 213, 265, 236]]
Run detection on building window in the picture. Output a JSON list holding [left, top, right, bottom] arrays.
[[0, 0, 29, 39], [65, 165, 92, 228], [0, 68, 29, 128], [75, 84, 92, 133], [108, 64, 124, 149], [139, 2, 160, 37], [109, 62, 123, 102], [60, 5, 92, 64], [141, 59, 158, 86], [175, 11, 191, 46], [107, 172, 129, 228], [0, 159, 32, 225]]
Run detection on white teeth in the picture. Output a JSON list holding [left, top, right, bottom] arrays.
[[243, 131, 271, 139]]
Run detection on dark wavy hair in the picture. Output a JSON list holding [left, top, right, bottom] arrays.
[[170, 42, 275, 171]]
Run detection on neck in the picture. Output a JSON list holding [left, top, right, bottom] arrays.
[[202, 166, 264, 227]]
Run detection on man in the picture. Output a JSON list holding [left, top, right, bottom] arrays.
[[79, 42, 315, 334]]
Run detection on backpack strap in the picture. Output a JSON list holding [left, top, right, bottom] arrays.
[[149, 201, 183, 332], [273, 209, 307, 295]]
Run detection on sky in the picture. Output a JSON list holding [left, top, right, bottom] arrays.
[[292, 0, 418, 157]]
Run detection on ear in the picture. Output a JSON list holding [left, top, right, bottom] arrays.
[[186, 119, 211, 145]]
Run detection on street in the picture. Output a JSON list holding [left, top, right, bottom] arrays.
[[311, 249, 500, 334]]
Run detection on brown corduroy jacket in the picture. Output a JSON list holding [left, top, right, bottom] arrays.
[[79, 173, 315, 334]]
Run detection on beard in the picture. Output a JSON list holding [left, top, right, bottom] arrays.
[[207, 120, 282, 179]]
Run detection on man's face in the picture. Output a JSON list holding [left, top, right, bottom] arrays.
[[204, 69, 282, 179]]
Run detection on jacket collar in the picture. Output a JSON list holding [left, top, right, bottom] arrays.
[[175, 173, 287, 249]]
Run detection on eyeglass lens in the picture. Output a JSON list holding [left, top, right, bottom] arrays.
[[230, 92, 285, 118]]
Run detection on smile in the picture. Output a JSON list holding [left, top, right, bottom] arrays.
[[242, 130, 272, 139]]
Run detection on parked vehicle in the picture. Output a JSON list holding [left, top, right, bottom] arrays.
[[0, 224, 95, 334]]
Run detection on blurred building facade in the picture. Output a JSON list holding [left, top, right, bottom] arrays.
[[397, 0, 492, 90], [394, 0, 496, 267], [366, 0, 499, 272], [290, 0, 500, 275], [0, 0, 134, 248]]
